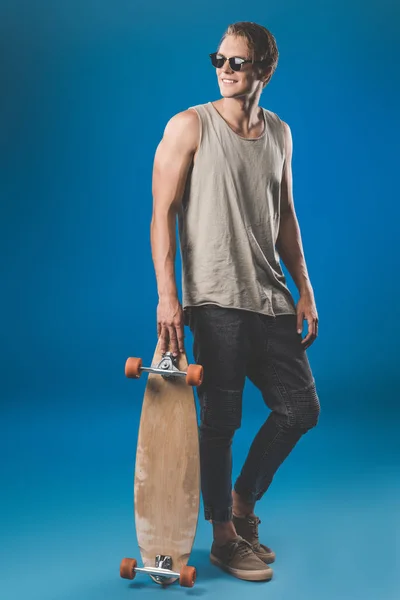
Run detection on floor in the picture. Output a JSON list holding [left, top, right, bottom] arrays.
[[1, 394, 398, 600]]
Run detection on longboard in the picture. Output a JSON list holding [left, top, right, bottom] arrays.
[[120, 338, 202, 588]]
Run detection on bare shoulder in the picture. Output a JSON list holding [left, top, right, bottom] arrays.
[[165, 108, 199, 130], [162, 109, 200, 153]]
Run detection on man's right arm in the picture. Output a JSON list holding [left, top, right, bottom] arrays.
[[150, 109, 199, 355]]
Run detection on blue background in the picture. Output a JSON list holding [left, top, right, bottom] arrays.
[[1, 1, 399, 599]]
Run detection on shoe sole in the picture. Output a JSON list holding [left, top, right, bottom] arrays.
[[210, 553, 273, 581]]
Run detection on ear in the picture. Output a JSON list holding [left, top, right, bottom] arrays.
[[262, 67, 273, 88]]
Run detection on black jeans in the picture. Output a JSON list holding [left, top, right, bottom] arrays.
[[188, 304, 320, 523]]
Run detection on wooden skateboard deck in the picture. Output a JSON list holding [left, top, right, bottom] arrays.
[[121, 338, 201, 587]]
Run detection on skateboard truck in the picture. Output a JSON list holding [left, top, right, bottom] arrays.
[[125, 353, 203, 387], [120, 556, 196, 588], [153, 554, 173, 583], [156, 353, 181, 380]]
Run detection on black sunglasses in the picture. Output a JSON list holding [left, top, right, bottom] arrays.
[[209, 52, 265, 72]]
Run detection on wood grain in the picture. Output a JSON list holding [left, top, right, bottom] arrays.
[[134, 339, 200, 580]]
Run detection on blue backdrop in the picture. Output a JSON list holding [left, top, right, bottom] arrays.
[[1, 2, 399, 599]]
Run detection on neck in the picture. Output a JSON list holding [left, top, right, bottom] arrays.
[[214, 96, 264, 137]]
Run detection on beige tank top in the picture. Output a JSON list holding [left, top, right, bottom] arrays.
[[178, 101, 297, 317]]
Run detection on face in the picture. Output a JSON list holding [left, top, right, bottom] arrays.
[[215, 35, 271, 99]]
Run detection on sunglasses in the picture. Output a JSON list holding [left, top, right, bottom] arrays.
[[209, 52, 265, 72]]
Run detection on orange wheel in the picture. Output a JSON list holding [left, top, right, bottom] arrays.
[[186, 364, 203, 387], [125, 357, 142, 378], [179, 565, 196, 587], [120, 557, 137, 580]]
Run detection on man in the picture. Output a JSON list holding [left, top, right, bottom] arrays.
[[150, 21, 320, 582]]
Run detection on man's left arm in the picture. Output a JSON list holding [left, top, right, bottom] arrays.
[[275, 121, 318, 349]]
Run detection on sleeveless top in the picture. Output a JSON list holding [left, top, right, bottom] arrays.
[[177, 101, 297, 318]]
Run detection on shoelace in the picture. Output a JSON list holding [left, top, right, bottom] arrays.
[[229, 538, 254, 559], [247, 516, 261, 540]]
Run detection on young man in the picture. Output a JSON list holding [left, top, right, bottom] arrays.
[[150, 22, 320, 582]]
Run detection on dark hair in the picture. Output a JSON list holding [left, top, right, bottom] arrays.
[[219, 21, 279, 77]]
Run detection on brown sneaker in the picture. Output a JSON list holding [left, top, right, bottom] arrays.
[[210, 535, 273, 581], [232, 514, 276, 564]]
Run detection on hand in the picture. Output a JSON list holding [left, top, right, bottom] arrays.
[[157, 296, 185, 356], [296, 289, 318, 349]]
